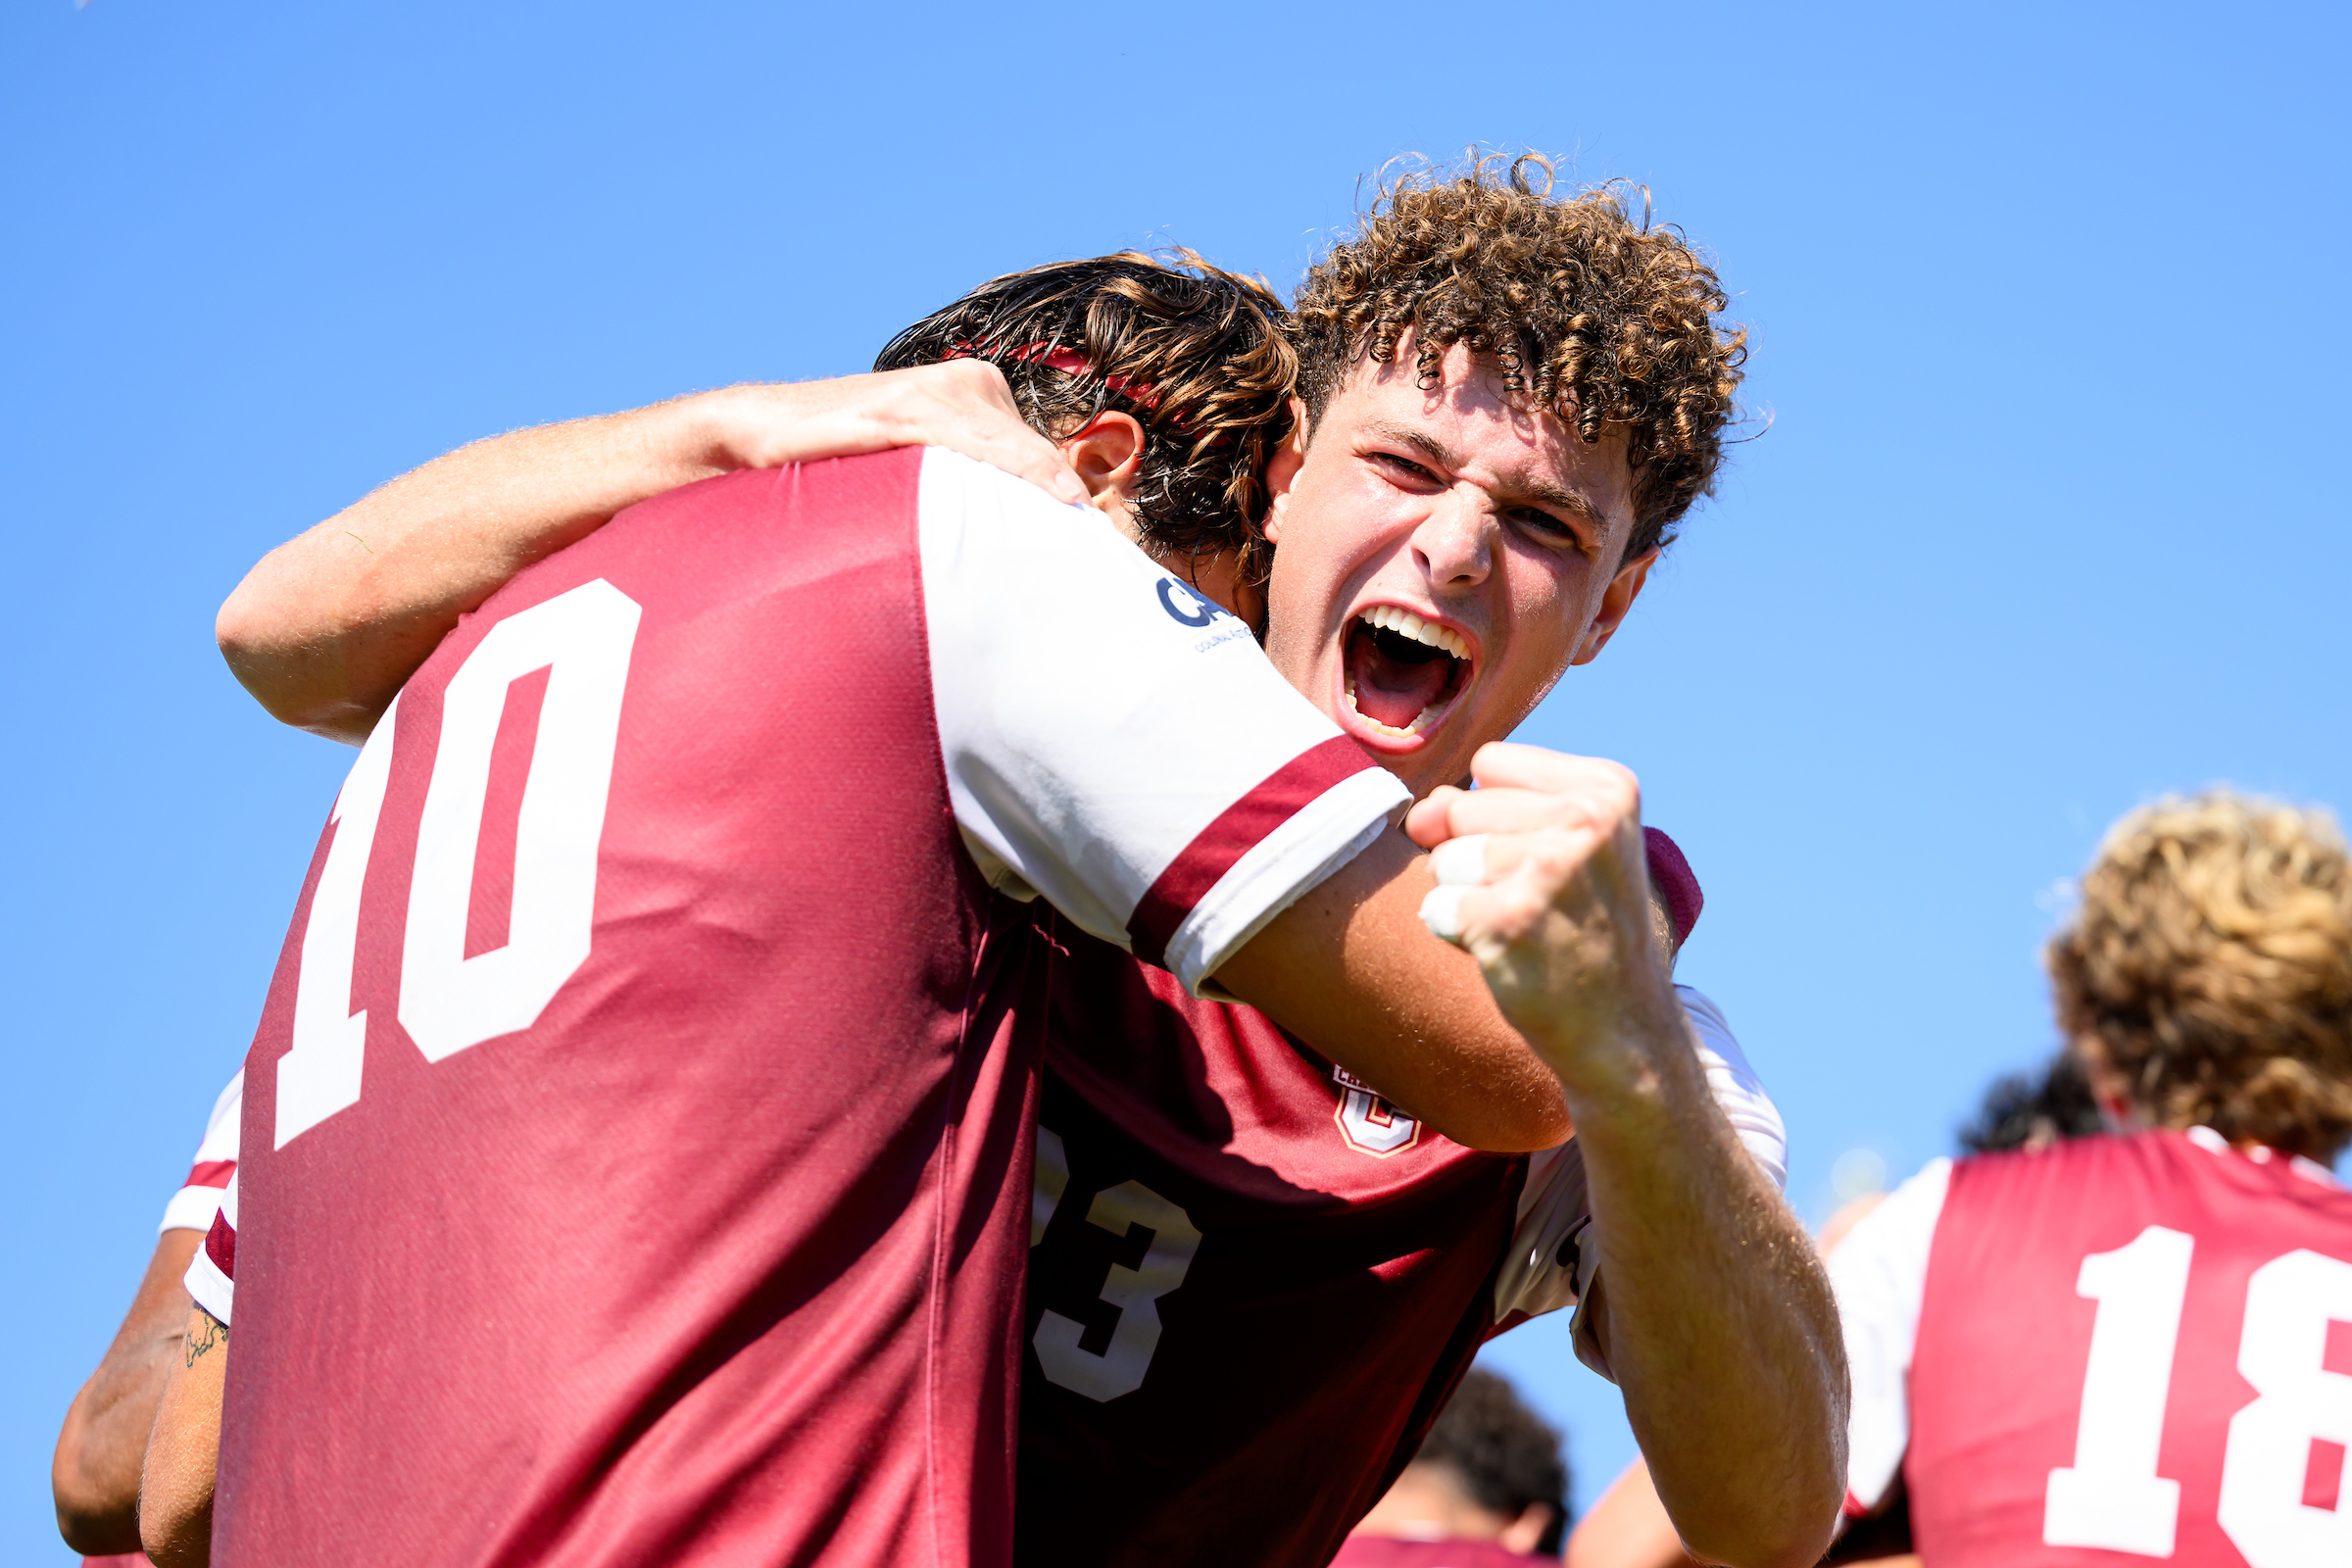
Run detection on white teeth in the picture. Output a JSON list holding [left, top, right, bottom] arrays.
[[1359, 606, 1468, 661]]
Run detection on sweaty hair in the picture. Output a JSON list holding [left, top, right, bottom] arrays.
[[874, 251, 1296, 584], [2046, 791, 2352, 1162], [1291, 153, 1745, 561], [1957, 1051, 2106, 1154], [1413, 1369, 1570, 1553]]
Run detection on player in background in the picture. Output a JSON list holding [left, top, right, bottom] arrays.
[[1335, 1369, 1572, 1566], [1563, 1053, 2108, 1568], [178, 168, 1846, 1567], [49, 1071, 240, 1566], [1828, 791, 2352, 1567]]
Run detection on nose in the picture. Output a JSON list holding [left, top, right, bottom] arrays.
[[1412, 485, 1494, 594]]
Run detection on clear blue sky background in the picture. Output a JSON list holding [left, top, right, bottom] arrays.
[[6, 1, 2346, 1555]]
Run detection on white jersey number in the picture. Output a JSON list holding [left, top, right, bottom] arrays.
[[1029, 1126, 1202, 1401], [2042, 1226, 2352, 1563], [275, 580, 642, 1148]]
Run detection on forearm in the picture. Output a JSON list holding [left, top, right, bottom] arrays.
[[1572, 1014, 1845, 1568], [140, 1307, 227, 1568], [53, 1230, 202, 1553], [217, 391, 739, 743], [219, 366, 1084, 746], [1213, 829, 1574, 1152]]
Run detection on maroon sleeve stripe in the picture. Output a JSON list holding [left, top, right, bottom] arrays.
[[204, 1206, 236, 1283], [184, 1159, 236, 1190], [1128, 735, 1381, 970]]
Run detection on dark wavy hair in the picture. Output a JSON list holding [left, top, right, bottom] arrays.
[[1957, 1052, 2107, 1154], [1414, 1368, 1571, 1552], [1291, 153, 1746, 560], [874, 250, 1296, 584]]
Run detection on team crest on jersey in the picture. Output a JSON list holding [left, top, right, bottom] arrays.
[[1332, 1065, 1420, 1157]]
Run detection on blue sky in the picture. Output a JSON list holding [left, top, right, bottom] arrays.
[[6, 0, 2346, 1550]]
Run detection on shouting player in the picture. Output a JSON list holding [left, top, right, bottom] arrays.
[[159, 169, 1846, 1566], [1831, 791, 2352, 1566], [136, 254, 1497, 1568]]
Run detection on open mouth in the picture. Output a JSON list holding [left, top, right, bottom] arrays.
[[1341, 605, 1471, 742]]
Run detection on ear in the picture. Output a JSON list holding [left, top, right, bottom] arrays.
[[1568, 548, 1656, 667], [1496, 1501, 1556, 1556], [1058, 411, 1147, 514], [1259, 396, 1310, 546]]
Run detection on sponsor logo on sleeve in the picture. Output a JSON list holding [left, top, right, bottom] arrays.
[[1156, 577, 1253, 655], [1156, 576, 1228, 628]]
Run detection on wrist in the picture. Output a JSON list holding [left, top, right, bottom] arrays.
[[1543, 967, 1699, 1128]]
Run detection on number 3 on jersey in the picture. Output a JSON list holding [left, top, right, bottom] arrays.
[[2045, 1224, 2352, 1564], [275, 580, 642, 1149], [1029, 1126, 1202, 1401]]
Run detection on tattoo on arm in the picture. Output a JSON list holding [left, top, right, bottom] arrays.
[[185, 1309, 228, 1368]]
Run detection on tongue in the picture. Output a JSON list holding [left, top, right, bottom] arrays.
[[1348, 627, 1450, 729]]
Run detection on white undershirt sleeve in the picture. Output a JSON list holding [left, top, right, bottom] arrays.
[[916, 450, 1408, 995], [1826, 1156, 1953, 1513], [1492, 986, 1790, 1382]]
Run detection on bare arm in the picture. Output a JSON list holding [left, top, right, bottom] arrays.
[[218, 367, 1084, 744], [1213, 828, 1571, 1151], [140, 1305, 226, 1568], [1409, 745, 1848, 1568], [1565, 1458, 1704, 1568], [52, 1228, 203, 1554]]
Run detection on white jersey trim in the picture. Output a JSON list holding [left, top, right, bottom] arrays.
[[1181, 777, 1398, 1001], [184, 1171, 237, 1326], [160, 1069, 244, 1235]]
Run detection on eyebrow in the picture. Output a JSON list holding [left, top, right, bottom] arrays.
[[1366, 419, 1607, 528]]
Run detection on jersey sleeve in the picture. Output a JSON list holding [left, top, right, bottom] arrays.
[[158, 1069, 245, 1235], [1490, 986, 1789, 1379], [183, 1170, 237, 1326], [1825, 1156, 1952, 1516], [916, 449, 1411, 997]]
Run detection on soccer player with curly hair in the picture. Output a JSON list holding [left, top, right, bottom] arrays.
[[1831, 790, 2352, 1567], [150, 159, 1844, 1568]]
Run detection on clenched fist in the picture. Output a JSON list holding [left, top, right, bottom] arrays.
[[1405, 743, 1681, 1093]]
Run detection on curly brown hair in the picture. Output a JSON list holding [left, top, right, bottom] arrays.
[[874, 250, 1297, 582], [1291, 154, 1745, 560], [2047, 791, 2352, 1161]]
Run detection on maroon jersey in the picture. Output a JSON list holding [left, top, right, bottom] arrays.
[[1014, 920, 1783, 1568], [1833, 1129, 2352, 1567], [205, 448, 1405, 1568]]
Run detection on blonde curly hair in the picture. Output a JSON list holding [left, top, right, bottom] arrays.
[[1290, 153, 1746, 560], [2047, 791, 2352, 1161]]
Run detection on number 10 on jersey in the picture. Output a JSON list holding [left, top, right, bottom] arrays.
[[275, 580, 642, 1149]]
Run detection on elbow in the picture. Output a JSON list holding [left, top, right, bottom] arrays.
[[215, 581, 374, 745], [52, 1392, 141, 1555], [1678, 1500, 1839, 1568], [54, 1470, 137, 1557], [1423, 1087, 1576, 1154]]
